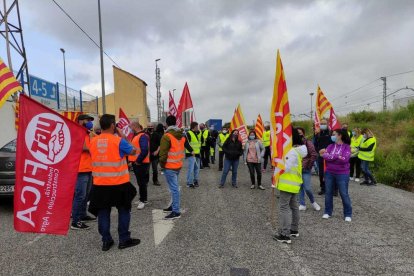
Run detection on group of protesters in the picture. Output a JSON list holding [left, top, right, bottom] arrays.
[[71, 112, 378, 250]]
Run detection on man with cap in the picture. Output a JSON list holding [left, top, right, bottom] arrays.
[[71, 114, 96, 230]]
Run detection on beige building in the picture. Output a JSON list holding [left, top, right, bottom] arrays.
[[97, 66, 151, 126]]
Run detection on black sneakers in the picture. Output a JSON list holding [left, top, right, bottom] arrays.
[[318, 190, 325, 195], [187, 184, 195, 188], [194, 181, 199, 187], [163, 205, 172, 213], [164, 212, 181, 220], [290, 230, 299, 237], [118, 238, 141, 249], [81, 215, 96, 222], [71, 222, 90, 230], [273, 234, 291, 244], [153, 181, 161, 186], [102, 240, 114, 251]]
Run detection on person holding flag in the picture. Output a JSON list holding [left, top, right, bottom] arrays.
[[71, 114, 97, 230], [88, 114, 140, 251], [273, 128, 307, 244]]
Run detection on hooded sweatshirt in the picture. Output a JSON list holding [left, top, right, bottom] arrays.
[[159, 126, 187, 170], [322, 143, 351, 175]]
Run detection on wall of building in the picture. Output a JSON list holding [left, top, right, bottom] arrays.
[[0, 101, 17, 148]]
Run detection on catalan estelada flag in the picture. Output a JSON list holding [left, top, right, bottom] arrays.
[[270, 50, 292, 187], [0, 58, 23, 109], [254, 114, 264, 140], [316, 85, 332, 119], [230, 104, 249, 144]]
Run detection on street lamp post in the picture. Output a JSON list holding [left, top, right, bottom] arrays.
[[60, 48, 68, 111], [98, 0, 106, 114], [309, 92, 314, 123]]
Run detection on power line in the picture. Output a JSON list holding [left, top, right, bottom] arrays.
[[51, 0, 158, 101], [330, 79, 380, 102], [384, 69, 414, 78]]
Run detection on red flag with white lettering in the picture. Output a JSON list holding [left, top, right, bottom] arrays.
[[328, 108, 341, 130], [14, 95, 85, 235], [118, 108, 133, 141], [168, 91, 177, 117]]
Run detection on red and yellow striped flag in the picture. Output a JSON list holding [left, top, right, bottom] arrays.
[[0, 58, 23, 109], [316, 85, 332, 119], [270, 50, 292, 187], [254, 114, 264, 140], [229, 104, 248, 144], [13, 101, 19, 130], [62, 111, 83, 122]]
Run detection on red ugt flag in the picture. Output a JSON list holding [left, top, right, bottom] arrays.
[[14, 95, 85, 235], [176, 82, 194, 127], [329, 108, 341, 130], [118, 108, 134, 141], [168, 90, 177, 117]]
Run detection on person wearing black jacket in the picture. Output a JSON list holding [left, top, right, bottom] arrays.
[[314, 119, 337, 196], [149, 123, 164, 186], [219, 129, 243, 188]]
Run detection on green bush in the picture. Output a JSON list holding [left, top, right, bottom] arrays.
[[391, 102, 414, 122], [374, 151, 414, 191], [349, 110, 377, 123], [403, 127, 414, 155]]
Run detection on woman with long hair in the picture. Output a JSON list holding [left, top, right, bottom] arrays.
[[243, 130, 265, 190]]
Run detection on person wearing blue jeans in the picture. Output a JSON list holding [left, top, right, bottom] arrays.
[[164, 169, 181, 214], [324, 172, 352, 218], [98, 206, 131, 244], [71, 172, 92, 229], [219, 129, 243, 188], [320, 128, 353, 222], [220, 159, 240, 187], [186, 156, 200, 187]]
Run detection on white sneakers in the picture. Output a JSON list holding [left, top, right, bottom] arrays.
[[322, 214, 331, 219], [299, 205, 307, 211], [350, 177, 354, 181], [345, 217, 352, 222], [355, 178, 360, 182], [137, 201, 145, 210], [312, 202, 321, 211]]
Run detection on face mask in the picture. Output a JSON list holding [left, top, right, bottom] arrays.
[[352, 131, 356, 136], [249, 135, 255, 140], [233, 134, 238, 139], [222, 130, 228, 134], [363, 134, 367, 139], [84, 121, 93, 130], [320, 125, 328, 130], [331, 135, 337, 143]]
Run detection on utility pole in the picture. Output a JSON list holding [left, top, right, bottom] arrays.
[[60, 48, 68, 110], [155, 59, 161, 122], [309, 92, 314, 123], [381, 76, 387, 111], [98, 0, 106, 114]]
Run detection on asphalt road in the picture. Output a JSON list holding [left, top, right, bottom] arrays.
[[1, 161, 414, 276]]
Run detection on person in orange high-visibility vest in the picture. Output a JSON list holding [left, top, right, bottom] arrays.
[[129, 121, 151, 210], [71, 114, 96, 230], [88, 114, 140, 252], [159, 115, 188, 220]]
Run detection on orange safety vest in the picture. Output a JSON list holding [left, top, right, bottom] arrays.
[[129, 133, 150, 163], [89, 133, 130, 185], [78, 134, 92, 172], [164, 133, 185, 170]]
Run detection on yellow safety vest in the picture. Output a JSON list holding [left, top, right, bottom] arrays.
[[350, 135, 363, 157], [201, 129, 209, 146], [358, 137, 377, 161], [218, 133, 229, 152], [263, 130, 271, 147], [277, 149, 303, 194], [185, 131, 201, 154]]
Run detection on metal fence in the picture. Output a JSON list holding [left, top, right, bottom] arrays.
[[57, 83, 98, 113]]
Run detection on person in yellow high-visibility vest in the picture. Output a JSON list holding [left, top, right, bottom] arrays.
[[185, 122, 201, 188], [217, 127, 230, 171], [273, 127, 308, 244], [359, 128, 377, 186], [262, 122, 271, 172], [350, 127, 363, 182]]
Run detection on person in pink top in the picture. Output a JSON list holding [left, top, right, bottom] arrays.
[[319, 129, 353, 222], [243, 130, 265, 190]]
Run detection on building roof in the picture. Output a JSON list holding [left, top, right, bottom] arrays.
[[113, 66, 148, 86]]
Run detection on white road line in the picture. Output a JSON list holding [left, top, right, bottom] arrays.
[[26, 234, 45, 246], [152, 209, 174, 247]]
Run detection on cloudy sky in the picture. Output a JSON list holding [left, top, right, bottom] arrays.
[[2, 0, 414, 123]]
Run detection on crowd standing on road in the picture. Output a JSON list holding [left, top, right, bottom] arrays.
[[68, 112, 378, 249]]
